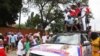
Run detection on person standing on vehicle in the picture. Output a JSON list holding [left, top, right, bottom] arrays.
[[91, 32, 100, 56], [81, 3, 91, 31]]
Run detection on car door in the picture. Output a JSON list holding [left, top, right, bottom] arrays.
[[81, 34, 92, 56]]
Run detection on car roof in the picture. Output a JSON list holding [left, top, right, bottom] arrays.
[[56, 31, 87, 35], [56, 33, 80, 36]]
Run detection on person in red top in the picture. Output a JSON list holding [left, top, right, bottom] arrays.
[[70, 5, 76, 17], [69, 5, 79, 31], [70, 9, 76, 17], [75, 7, 81, 17], [0, 39, 6, 56]]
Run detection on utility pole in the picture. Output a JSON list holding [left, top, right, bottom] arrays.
[[18, 10, 21, 32]]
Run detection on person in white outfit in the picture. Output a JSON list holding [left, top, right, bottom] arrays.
[[81, 3, 90, 31], [17, 39, 25, 56]]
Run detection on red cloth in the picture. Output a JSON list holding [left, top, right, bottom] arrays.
[[75, 8, 81, 16], [0, 48, 6, 56], [86, 7, 90, 14], [70, 9, 77, 17]]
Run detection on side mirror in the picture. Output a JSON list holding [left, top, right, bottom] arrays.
[[83, 41, 90, 46]]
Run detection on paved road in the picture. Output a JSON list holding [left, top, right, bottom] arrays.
[[7, 50, 17, 56]]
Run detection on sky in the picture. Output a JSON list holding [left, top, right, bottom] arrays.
[[15, 8, 39, 24], [16, 0, 100, 31], [88, 0, 100, 31]]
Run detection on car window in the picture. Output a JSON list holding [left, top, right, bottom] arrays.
[[53, 34, 80, 45]]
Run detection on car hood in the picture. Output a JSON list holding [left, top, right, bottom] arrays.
[[30, 44, 80, 56]]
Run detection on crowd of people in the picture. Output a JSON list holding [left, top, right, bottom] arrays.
[[63, 2, 100, 56], [64, 2, 92, 31], [0, 31, 99, 56], [0, 32, 53, 56], [0, 2, 99, 56]]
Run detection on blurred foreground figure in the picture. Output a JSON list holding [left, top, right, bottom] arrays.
[[91, 32, 100, 56], [0, 39, 6, 56]]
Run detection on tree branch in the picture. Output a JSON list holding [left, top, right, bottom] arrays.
[[42, 0, 48, 7], [45, 1, 56, 22]]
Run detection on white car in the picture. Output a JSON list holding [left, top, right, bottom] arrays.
[[28, 33, 92, 56]]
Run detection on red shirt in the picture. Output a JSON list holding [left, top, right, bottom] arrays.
[[75, 8, 81, 17], [70, 9, 77, 17], [0, 47, 6, 56]]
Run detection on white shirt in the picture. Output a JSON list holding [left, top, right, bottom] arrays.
[[64, 12, 70, 21], [42, 36, 48, 43], [17, 40, 25, 55]]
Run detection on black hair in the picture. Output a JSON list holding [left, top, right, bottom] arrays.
[[91, 32, 99, 40], [71, 5, 77, 9], [68, 15, 71, 19]]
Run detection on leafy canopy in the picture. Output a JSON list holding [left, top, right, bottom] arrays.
[[25, 0, 65, 33], [0, 0, 22, 27]]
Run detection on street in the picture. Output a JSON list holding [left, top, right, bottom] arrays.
[[7, 50, 17, 56]]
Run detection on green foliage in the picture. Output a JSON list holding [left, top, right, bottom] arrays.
[[15, 24, 26, 29], [0, 0, 22, 27], [26, 12, 42, 29], [50, 10, 64, 33], [25, 0, 65, 33]]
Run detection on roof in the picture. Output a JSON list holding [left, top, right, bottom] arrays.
[[64, 31, 88, 33], [55, 32, 88, 36]]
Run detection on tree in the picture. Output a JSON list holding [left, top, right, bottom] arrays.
[[26, 0, 64, 30], [26, 9, 64, 33], [0, 0, 22, 27], [26, 12, 42, 29], [15, 24, 26, 29], [50, 10, 64, 33]]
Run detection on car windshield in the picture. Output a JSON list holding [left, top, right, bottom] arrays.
[[53, 34, 80, 45]]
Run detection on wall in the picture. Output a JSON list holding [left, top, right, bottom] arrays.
[[0, 27, 43, 35]]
